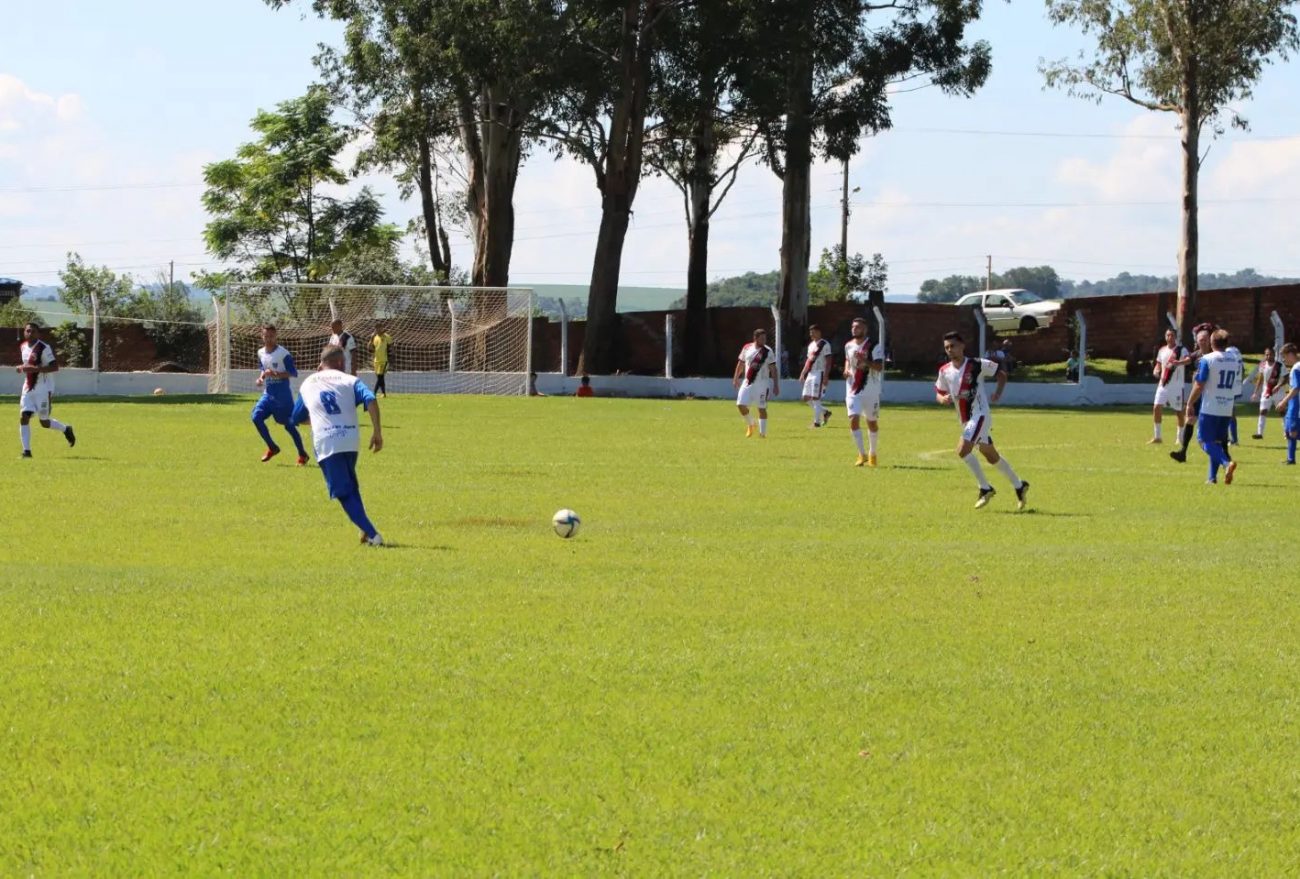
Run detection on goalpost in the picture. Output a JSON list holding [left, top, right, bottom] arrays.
[[207, 283, 535, 395]]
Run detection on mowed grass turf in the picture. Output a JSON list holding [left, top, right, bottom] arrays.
[[2, 393, 1299, 875]]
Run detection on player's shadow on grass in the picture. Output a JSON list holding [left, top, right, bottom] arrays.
[[1000, 509, 1091, 518], [381, 542, 454, 552], [888, 464, 946, 472]]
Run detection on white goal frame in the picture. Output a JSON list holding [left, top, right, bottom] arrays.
[[208, 283, 535, 395]]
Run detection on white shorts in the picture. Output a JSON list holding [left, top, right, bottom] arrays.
[[20, 387, 52, 418], [1260, 391, 1280, 412], [846, 389, 880, 420], [1154, 383, 1184, 408], [737, 383, 770, 409], [801, 374, 825, 398], [961, 414, 993, 445]]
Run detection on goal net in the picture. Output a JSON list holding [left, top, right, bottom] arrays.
[[207, 283, 534, 395]]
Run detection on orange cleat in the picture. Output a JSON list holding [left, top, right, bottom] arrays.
[[297, 454, 309, 466], [260, 448, 280, 463], [745, 424, 754, 438]]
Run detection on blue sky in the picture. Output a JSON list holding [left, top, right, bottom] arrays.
[[3, 1, 1300, 306]]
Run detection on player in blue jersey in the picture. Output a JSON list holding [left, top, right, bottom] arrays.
[[291, 344, 385, 545], [1183, 329, 1241, 485], [1273, 343, 1300, 465], [252, 325, 310, 465]]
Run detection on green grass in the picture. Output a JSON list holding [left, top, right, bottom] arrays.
[[2, 394, 1299, 874]]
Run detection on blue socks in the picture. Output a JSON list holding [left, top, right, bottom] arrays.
[[285, 423, 308, 458], [1229, 417, 1239, 444], [1289, 436, 1297, 464], [253, 416, 278, 451], [1204, 441, 1229, 481], [338, 490, 377, 539]]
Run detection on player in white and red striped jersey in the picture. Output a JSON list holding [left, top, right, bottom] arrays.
[[1150, 327, 1191, 444], [15, 323, 76, 458], [843, 316, 884, 467], [934, 331, 1028, 509], [1248, 346, 1285, 439], [798, 325, 833, 428], [732, 328, 779, 438]]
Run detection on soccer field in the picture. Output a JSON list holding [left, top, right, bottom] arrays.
[[2, 394, 1298, 874]]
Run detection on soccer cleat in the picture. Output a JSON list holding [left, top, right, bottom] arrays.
[[64, 426, 76, 447], [867, 453, 877, 468], [855, 454, 867, 467], [1016, 481, 1030, 510], [975, 487, 996, 509], [1146, 437, 1162, 444], [745, 424, 754, 438], [822, 411, 833, 427], [21, 450, 32, 458], [758, 432, 766, 439], [260, 447, 280, 463], [296, 454, 309, 466], [1285, 459, 1296, 466], [1225, 461, 1237, 485], [811, 421, 821, 429], [1169, 450, 1187, 463], [1252, 434, 1264, 440], [366, 533, 384, 547]]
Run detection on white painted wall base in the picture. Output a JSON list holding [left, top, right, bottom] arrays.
[[39, 369, 1154, 408]]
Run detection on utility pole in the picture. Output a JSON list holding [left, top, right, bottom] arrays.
[[169, 260, 175, 292], [840, 159, 850, 296], [986, 255, 992, 292]]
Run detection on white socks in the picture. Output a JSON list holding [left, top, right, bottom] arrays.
[[851, 429, 866, 455], [963, 453, 991, 489], [1153, 422, 1162, 440], [868, 430, 879, 455], [758, 418, 767, 437], [744, 412, 755, 426], [994, 456, 1022, 489], [808, 401, 821, 422], [47, 419, 66, 432], [1259, 413, 1267, 436], [20, 424, 30, 452]]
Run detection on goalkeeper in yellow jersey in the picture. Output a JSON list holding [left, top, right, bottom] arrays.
[[370, 321, 392, 396]]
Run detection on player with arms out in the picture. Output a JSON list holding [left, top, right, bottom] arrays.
[[844, 316, 884, 467], [1150, 328, 1190, 444], [252, 325, 309, 465], [15, 322, 75, 457], [1273, 343, 1300, 465], [1183, 329, 1242, 485], [733, 328, 779, 438], [934, 331, 1029, 509], [798, 325, 833, 428], [291, 345, 385, 545], [329, 318, 358, 376], [1248, 346, 1283, 439]]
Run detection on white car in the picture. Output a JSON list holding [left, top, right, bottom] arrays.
[[955, 289, 1062, 333]]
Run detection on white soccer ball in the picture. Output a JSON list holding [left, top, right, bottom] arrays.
[[552, 509, 581, 539]]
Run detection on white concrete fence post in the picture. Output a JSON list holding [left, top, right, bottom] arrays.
[[769, 305, 782, 378], [1077, 310, 1088, 381], [664, 314, 674, 379], [558, 299, 569, 377]]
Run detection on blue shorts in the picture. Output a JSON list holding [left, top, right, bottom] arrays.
[[252, 393, 294, 425], [1197, 413, 1232, 446], [319, 452, 360, 500], [1285, 415, 1300, 439]]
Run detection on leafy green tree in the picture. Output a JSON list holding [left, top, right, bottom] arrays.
[[736, 0, 991, 365], [808, 246, 888, 304], [917, 273, 983, 303], [1042, 0, 1300, 339], [0, 297, 38, 328], [201, 87, 402, 287], [998, 265, 1061, 299], [57, 252, 135, 315]]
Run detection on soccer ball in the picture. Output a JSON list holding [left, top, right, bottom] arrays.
[[152, 387, 165, 396], [552, 509, 581, 539]]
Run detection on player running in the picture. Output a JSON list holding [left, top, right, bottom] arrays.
[[252, 324, 309, 465], [1248, 346, 1284, 439], [15, 322, 75, 458], [934, 331, 1029, 509], [733, 328, 779, 438], [799, 325, 833, 428], [329, 318, 358, 375], [1184, 330, 1241, 484], [291, 345, 385, 545], [844, 316, 884, 467], [1170, 323, 1215, 463], [1150, 328, 1190, 444], [1273, 343, 1300, 465]]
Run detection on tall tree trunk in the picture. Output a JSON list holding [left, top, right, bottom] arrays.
[[777, 55, 814, 374], [582, 0, 662, 375], [1176, 71, 1200, 344], [456, 81, 523, 289], [416, 130, 450, 280], [682, 90, 717, 376]]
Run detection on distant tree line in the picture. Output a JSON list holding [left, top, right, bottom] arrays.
[[916, 266, 1300, 304]]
